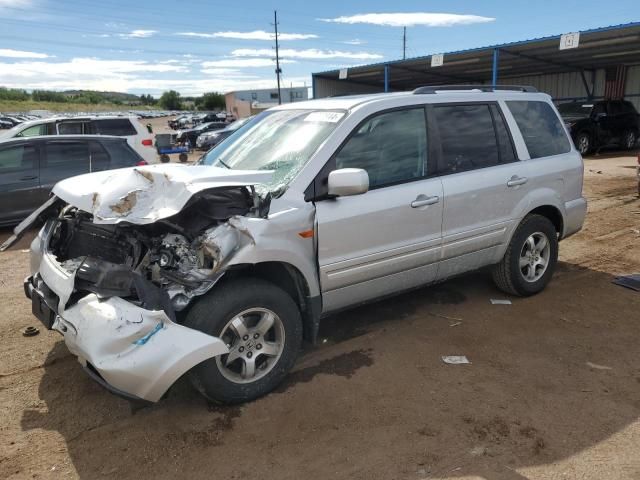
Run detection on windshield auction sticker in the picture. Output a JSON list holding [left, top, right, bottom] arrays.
[[304, 112, 344, 123]]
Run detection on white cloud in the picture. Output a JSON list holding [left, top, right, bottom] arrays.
[[342, 39, 366, 45], [231, 48, 383, 60], [176, 30, 318, 41], [0, 0, 32, 7], [319, 12, 495, 27], [0, 58, 186, 81], [118, 29, 157, 39], [200, 58, 295, 68], [0, 48, 50, 58]]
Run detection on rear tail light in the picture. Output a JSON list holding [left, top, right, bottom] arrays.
[[142, 139, 153, 147], [136, 160, 148, 166]]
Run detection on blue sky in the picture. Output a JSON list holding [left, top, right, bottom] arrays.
[[0, 0, 637, 96]]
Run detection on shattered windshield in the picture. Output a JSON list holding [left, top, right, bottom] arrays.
[[201, 109, 344, 193]]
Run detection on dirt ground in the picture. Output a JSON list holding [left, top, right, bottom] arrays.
[[0, 144, 639, 480]]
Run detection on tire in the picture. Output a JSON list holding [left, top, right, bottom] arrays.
[[621, 130, 637, 150], [184, 277, 302, 404], [178, 152, 188, 163], [160, 154, 170, 163], [576, 132, 591, 155], [492, 214, 559, 297]]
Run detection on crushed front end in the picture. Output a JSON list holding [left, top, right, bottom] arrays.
[[17, 166, 273, 402]]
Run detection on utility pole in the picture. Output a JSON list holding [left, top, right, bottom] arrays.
[[403, 26, 406, 60], [273, 10, 282, 105]]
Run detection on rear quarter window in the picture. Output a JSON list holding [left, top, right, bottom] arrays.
[[507, 101, 571, 159], [92, 119, 137, 136], [102, 140, 143, 166]]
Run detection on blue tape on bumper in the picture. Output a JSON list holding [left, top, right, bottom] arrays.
[[132, 322, 163, 345]]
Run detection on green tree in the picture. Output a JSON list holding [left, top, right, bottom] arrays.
[[0, 87, 30, 101], [159, 90, 182, 110], [198, 92, 225, 111], [32, 89, 67, 102]]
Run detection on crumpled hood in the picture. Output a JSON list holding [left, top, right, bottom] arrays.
[[52, 163, 272, 225]]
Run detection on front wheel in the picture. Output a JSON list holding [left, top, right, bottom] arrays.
[[184, 277, 302, 404], [492, 214, 559, 296]]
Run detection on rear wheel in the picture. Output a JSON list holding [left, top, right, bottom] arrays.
[[492, 214, 559, 296], [621, 130, 637, 150], [576, 132, 591, 155], [184, 278, 302, 404]]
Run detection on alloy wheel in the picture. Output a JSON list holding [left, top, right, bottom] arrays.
[[216, 308, 285, 384], [519, 232, 551, 283]]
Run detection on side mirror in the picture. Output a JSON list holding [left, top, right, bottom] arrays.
[[328, 168, 369, 197]]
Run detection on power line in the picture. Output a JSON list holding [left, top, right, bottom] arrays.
[[403, 27, 407, 60], [273, 10, 282, 105]]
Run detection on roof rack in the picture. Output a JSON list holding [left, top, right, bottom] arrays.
[[413, 85, 537, 94]]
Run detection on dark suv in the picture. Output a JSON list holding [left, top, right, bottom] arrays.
[[0, 135, 145, 226], [557, 100, 640, 154]]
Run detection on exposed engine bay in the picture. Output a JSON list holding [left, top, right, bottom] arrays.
[[46, 185, 269, 316]]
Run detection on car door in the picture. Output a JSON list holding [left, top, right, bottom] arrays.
[[599, 101, 627, 144], [314, 106, 444, 313], [40, 140, 90, 198], [0, 141, 42, 224], [434, 102, 529, 280]]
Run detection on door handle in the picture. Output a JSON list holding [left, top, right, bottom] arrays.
[[411, 195, 439, 208], [507, 176, 528, 187], [19, 175, 38, 181]]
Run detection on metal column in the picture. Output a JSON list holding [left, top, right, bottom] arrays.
[[384, 65, 390, 92], [492, 48, 500, 85]]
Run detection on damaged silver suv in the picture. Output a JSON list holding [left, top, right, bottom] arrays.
[[3, 86, 587, 404]]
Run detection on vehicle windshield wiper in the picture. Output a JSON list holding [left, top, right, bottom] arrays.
[[216, 158, 231, 169]]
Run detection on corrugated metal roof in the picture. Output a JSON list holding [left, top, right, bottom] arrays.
[[313, 21, 640, 76]]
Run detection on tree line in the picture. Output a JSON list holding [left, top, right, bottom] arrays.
[[0, 87, 226, 111]]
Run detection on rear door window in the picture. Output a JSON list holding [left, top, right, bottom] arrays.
[[506, 101, 571, 158], [433, 103, 515, 175], [92, 118, 137, 136], [57, 122, 86, 135], [45, 141, 89, 168], [102, 140, 143, 167], [622, 101, 637, 114], [89, 141, 111, 171], [608, 101, 623, 116]]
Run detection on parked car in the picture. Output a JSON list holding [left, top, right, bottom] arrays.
[[176, 121, 226, 146], [168, 115, 193, 130], [557, 99, 640, 154], [196, 117, 253, 150], [0, 120, 13, 129], [6, 86, 586, 405], [0, 135, 146, 226], [0, 115, 157, 164], [0, 116, 22, 127]]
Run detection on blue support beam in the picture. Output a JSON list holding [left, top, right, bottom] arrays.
[[384, 65, 390, 92], [492, 48, 500, 85]]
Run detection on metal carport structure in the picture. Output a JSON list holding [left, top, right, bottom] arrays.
[[312, 22, 640, 108]]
